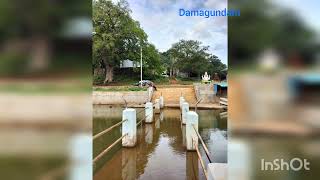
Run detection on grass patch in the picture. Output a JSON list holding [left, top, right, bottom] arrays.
[[176, 77, 199, 85], [0, 82, 90, 94], [153, 77, 170, 85], [93, 86, 147, 92]]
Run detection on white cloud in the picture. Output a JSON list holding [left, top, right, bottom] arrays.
[[204, 0, 227, 9], [127, 0, 228, 64]]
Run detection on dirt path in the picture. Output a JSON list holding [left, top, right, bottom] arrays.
[[152, 86, 197, 104]]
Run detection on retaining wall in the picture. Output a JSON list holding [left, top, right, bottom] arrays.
[[193, 83, 219, 103], [93, 87, 153, 105]]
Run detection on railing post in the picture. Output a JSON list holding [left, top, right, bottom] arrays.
[[122, 108, 137, 147], [145, 102, 154, 123], [186, 111, 198, 151], [180, 96, 185, 111], [155, 99, 160, 114], [70, 134, 92, 180], [159, 95, 164, 109], [182, 102, 189, 125]]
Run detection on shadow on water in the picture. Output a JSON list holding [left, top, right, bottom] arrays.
[[93, 105, 228, 180]]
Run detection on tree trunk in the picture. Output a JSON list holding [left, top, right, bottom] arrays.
[[104, 65, 114, 84], [29, 36, 50, 71]]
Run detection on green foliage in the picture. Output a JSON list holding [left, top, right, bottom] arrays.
[[0, 0, 90, 39], [0, 53, 28, 76], [93, 0, 146, 67], [93, 0, 164, 84], [152, 76, 170, 84], [92, 0, 226, 83], [141, 43, 163, 77], [93, 73, 105, 85], [229, 0, 315, 66], [163, 40, 226, 77]]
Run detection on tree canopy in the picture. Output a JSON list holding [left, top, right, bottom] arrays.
[[229, 0, 316, 66], [162, 40, 226, 78], [93, 0, 162, 83]]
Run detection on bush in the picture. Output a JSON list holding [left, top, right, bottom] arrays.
[[93, 74, 105, 85], [0, 53, 29, 76]]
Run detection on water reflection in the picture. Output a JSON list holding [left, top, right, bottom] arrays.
[[186, 152, 199, 180], [122, 148, 137, 180], [145, 124, 154, 144], [93, 106, 227, 180]]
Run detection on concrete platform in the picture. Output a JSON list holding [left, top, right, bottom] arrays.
[[165, 103, 225, 109], [207, 163, 227, 180]]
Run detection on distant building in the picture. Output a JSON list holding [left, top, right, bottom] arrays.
[[120, 59, 140, 68], [61, 17, 92, 39]]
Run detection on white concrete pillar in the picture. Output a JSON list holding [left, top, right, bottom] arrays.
[[69, 133, 92, 180], [182, 102, 189, 125], [155, 99, 160, 114], [186, 111, 198, 151], [179, 96, 185, 110], [145, 102, 154, 123], [122, 108, 137, 147], [159, 96, 164, 108]]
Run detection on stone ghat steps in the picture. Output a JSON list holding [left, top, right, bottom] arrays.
[[152, 87, 197, 104]]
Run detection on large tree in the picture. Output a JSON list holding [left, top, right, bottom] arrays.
[[0, 0, 90, 71], [228, 0, 315, 67], [140, 43, 163, 78], [93, 0, 147, 83], [163, 40, 226, 78]]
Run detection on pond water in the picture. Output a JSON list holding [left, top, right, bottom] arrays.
[[93, 105, 227, 180]]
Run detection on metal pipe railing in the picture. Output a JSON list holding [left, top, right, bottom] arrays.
[[194, 140, 208, 180], [93, 119, 127, 140], [137, 109, 145, 115], [192, 124, 212, 163], [93, 133, 128, 164], [136, 118, 144, 126], [122, 96, 128, 108], [194, 98, 202, 112], [136, 113, 153, 126]]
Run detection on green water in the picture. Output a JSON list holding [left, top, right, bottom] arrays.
[[0, 156, 67, 180], [93, 105, 227, 180]]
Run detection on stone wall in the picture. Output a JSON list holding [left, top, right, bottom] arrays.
[[93, 87, 153, 105], [194, 83, 219, 103]]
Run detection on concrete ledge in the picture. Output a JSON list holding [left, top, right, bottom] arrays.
[[93, 91, 148, 105], [165, 103, 225, 109], [194, 83, 219, 103]]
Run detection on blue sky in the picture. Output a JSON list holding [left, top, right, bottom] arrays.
[[110, 0, 320, 65], [114, 0, 228, 64]]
